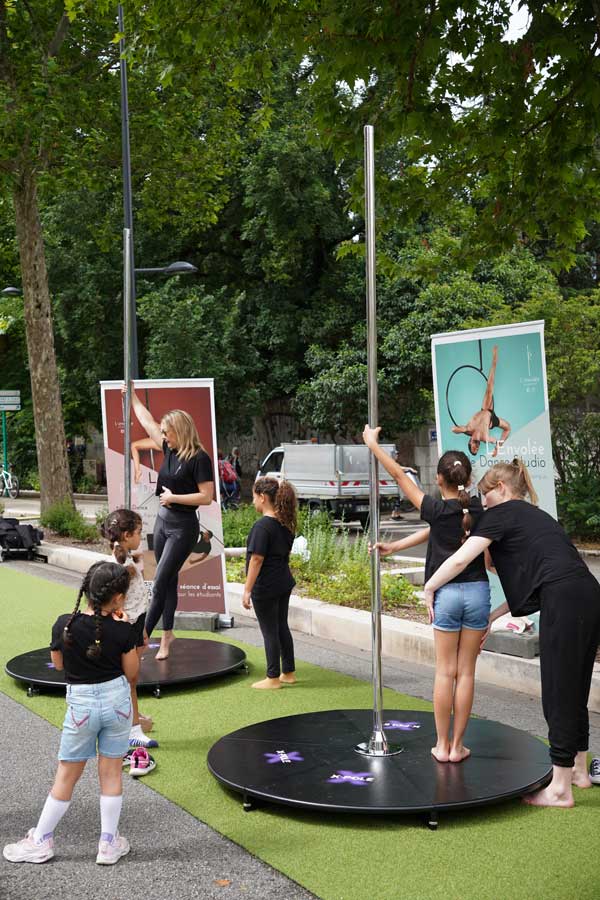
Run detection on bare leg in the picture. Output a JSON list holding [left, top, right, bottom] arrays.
[[482, 345, 498, 410], [50, 760, 87, 802], [450, 628, 486, 762], [98, 755, 124, 796], [522, 765, 574, 808], [432, 630, 459, 762], [156, 629, 175, 661], [572, 750, 593, 788]]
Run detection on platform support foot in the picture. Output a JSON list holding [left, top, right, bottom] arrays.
[[243, 794, 255, 812], [27, 684, 40, 698], [153, 685, 161, 698], [426, 811, 438, 831]]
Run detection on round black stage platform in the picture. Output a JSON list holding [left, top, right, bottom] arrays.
[[208, 709, 552, 826], [5, 638, 247, 697]]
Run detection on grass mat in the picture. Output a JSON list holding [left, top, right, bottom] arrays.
[[1, 566, 598, 900]]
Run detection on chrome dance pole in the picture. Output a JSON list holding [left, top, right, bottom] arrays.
[[356, 125, 402, 757], [123, 227, 133, 509]]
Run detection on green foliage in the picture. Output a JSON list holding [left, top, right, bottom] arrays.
[[555, 414, 600, 540], [40, 499, 98, 542], [24, 471, 41, 492], [221, 503, 259, 548]]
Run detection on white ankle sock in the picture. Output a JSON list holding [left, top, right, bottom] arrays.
[[130, 724, 148, 739], [100, 794, 123, 843], [33, 794, 70, 843]]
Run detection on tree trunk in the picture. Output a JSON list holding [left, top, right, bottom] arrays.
[[13, 166, 73, 512]]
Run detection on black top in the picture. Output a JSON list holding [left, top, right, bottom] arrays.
[[472, 500, 590, 615], [246, 516, 296, 600], [155, 441, 214, 514], [51, 612, 135, 684], [421, 494, 488, 584]]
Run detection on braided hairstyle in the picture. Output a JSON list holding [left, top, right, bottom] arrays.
[[254, 477, 298, 534], [437, 450, 473, 543], [101, 508, 142, 565], [63, 561, 130, 660]]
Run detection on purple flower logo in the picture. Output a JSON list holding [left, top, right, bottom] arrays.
[[327, 770, 374, 786], [264, 750, 304, 764], [383, 720, 421, 731]]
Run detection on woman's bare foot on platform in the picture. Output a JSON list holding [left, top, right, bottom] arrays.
[[279, 673, 297, 684], [431, 743, 450, 763], [522, 786, 574, 808], [449, 745, 471, 763], [252, 677, 282, 690], [156, 632, 175, 660]]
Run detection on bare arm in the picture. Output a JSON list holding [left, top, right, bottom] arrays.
[[160, 480, 213, 508], [424, 536, 492, 594], [362, 425, 424, 511], [51, 650, 63, 670], [125, 386, 163, 447], [373, 527, 430, 557], [451, 425, 468, 434], [242, 554, 264, 609], [484, 548, 497, 574], [131, 436, 162, 482], [121, 647, 140, 682]]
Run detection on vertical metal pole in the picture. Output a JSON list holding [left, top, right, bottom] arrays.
[[1, 411, 7, 474], [118, 3, 139, 379], [356, 125, 402, 758], [123, 228, 132, 509]]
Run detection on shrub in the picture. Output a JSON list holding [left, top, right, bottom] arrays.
[[221, 503, 259, 547], [40, 499, 98, 542], [0, 499, 4, 516], [24, 470, 40, 491], [555, 413, 600, 540]]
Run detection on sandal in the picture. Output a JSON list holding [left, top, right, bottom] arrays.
[[129, 748, 156, 777]]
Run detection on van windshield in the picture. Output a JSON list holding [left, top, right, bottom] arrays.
[[259, 451, 283, 475]]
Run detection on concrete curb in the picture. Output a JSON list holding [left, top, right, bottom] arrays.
[[33, 541, 600, 712]]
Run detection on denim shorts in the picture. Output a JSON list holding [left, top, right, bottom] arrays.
[[58, 675, 132, 762], [433, 581, 491, 632]]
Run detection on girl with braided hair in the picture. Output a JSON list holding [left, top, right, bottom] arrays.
[[102, 509, 156, 750], [3, 562, 138, 867], [242, 478, 298, 690], [363, 426, 490, 763]]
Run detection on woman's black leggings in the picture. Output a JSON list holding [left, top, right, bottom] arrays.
[[146, 509, 199, 635], [538, 573, 600, 767], [252, 590, 295, 678]]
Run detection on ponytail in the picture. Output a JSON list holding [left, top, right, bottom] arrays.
[[101, 508, 142, 565], [477, 457, 539, 505], [254, 477, 298, 534], [437, 450, 473, 543]]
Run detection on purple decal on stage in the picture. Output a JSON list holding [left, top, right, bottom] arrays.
[[149, 643, 160, 649], [327, 770, 374, 786], [383, 720, 421, 731], [264, 750, 304, 764], [46, 663, 55, 669]]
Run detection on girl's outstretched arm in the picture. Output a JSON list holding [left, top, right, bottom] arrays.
[[371, 527, 430, 557], [362, 425, 424, 511]]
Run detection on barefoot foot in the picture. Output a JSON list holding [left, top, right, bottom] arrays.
[[572, 771, 593, 789], [251, 677, 282, 690], [139, 714, 154, 733], [279, 673, 297, 685], [449, 745, 471, 763], [522, 786, 574, 808], [431, 745, 450, 763], [156, 634, 175, 660]]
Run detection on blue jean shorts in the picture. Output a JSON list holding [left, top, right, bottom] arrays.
[[433, 581, 491, 632], [58, 675, 132, 762]]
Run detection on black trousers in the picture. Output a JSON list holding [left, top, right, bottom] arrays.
[[252, 590, 295, 679], [146, 509, 199, 635], [538, 573, 600, 767]]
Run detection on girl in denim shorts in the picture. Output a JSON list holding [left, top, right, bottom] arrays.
[[363, 427, 490, 764], [3, 561, 139, 867]]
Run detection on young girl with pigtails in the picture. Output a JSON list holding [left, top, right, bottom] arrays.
[[101, 509, 156, 750], [3, 562, 138, 866], [362, 426, 490, 764], [242, 478, 298, 690]]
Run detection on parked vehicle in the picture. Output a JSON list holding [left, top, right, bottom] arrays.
[[256, 443, 421, 528]]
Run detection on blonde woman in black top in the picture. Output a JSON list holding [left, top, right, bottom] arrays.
[[424, 459, 600, 807]]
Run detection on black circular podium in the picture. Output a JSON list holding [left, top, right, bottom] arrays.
[[5, 638, 247, 698], [208, 709, 551, 827]]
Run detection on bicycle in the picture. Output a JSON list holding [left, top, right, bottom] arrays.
[[0, 465, 20, 499]]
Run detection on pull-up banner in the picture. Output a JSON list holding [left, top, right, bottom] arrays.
[[100, 379, 226, 614], [431, 320, 556, 515]]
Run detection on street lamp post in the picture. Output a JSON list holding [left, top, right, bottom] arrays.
[[0, 286, 23, 474]]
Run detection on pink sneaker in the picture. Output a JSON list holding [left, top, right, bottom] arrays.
[[96, 832, 130, 865], [3, 828, 54, 864]]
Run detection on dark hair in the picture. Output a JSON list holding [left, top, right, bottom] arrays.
[[437, 450, 473, 543], [101, 509, 142, 564], [63, 561, 130, 659], [254, 477, 297, 533]]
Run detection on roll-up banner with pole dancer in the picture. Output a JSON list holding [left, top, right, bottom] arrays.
[[431, 321, 557, 614], [357, 125, 402, 757], [100, 379, 227, 615]]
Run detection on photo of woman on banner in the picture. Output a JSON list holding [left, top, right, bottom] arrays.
[[125, 386, 214, 660], [450, 345, 511, 457]]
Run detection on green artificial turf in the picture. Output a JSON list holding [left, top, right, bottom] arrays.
[[1, 565, 598, 900]]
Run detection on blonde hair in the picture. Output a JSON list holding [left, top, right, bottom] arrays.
[[161, 409, 206, 461], [478, 458, 539, 505]]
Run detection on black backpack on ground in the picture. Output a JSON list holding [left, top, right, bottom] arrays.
[[0, 517, 44, 560]]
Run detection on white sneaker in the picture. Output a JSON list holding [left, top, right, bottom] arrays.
[[3, 828, 54, 864], [589, 758, 600, 784], [96, 833, 130, 865]]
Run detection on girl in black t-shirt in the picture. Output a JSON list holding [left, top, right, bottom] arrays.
[[363, 426, 489, 764], [3, 562, 139, 867], [242, 477, 297, 690], [127, 387, 214, 660], [424, 458, 600, 808]]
